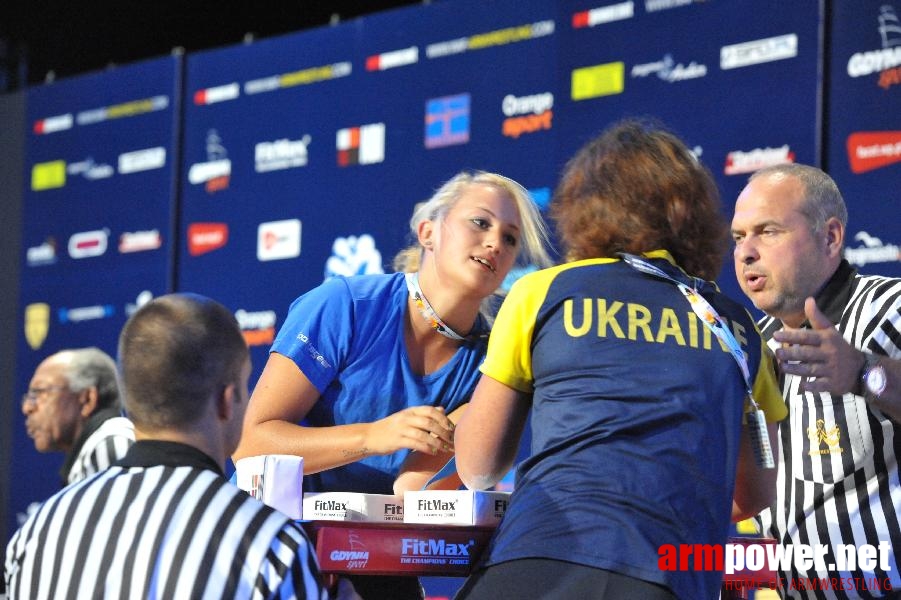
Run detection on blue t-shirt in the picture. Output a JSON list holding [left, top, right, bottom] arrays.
[[478, 252, 785, 600], [272, 273, 487, 494]]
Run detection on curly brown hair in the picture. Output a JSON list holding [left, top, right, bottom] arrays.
[[550, 119, 728, 280]]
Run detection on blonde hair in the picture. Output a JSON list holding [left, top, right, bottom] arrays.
[[392, 171, 554, 274]]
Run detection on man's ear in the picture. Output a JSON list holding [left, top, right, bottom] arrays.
[[217, 384, 235, 421], [824, 217, 844, 258], [79, 387, 99, 417]]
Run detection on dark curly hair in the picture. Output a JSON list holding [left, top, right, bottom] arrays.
[[550, 118, 728, 280]]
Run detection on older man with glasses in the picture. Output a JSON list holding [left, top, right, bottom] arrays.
[[21, 347, 134, 486]]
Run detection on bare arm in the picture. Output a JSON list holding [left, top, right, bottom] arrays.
[[393, 405, 467, 494], [732, 421, 779, 522], [233, 352, 455, 475], [454, 375, 530, 491]]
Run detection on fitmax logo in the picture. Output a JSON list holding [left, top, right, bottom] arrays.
[[418, 499, 457, 511], [314, 500, 347, 511], [401, 538, 474, 557]]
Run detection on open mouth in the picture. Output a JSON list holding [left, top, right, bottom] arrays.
[[744, 273, 766, 292], [471, 256, 496, 273]]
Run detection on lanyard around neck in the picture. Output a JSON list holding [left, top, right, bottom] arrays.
[[619, 253, 755, 402]]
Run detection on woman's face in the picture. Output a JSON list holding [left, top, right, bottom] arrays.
[[422, 183, 522, 299]]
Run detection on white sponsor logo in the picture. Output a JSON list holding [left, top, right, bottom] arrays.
[[848, 46, 901, 77], [645, 0, 693, 11], [235, 309, 277, 331], [119, 147, 166, 174], [196, 82, 240, 104], [119, 230, 162, 253], [631, 54, 707, 81], [255, 136, 311, 173], [324, 234, 384, 279], [721, 34, 798, 70], [26, 239, 57, 266], [845, 232, 901, 266], [35, 114, 74, 134], [188, 130, 230, 186], [68, 229, 109, 259], [67, 158, 114, 180], [125, 291, 154, 317], [725, 145, 794, 175], [581, 2, 635, 26], [258, 219, 302, 261], [502, 92, 554, 117], [370, 46, 419, 70], [59, 304, 115, 323]]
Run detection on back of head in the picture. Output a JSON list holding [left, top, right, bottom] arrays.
[[748, 163, 847, 235], [117, 293, 248, 431], [551, 118, 728, 280], [393, 170, 553, 273], [61, 347, 121, 411]]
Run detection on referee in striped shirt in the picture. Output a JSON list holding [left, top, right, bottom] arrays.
[[732, 164, 901, 599], [5, 293, 335, 600]]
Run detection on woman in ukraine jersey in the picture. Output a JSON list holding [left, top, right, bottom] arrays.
[[454, 119, 787, 600], [233, 170, 553, 600]]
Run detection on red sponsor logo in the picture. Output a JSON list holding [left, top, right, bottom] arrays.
[[847, 131, 901, 173], [187, 222, 228, 256]]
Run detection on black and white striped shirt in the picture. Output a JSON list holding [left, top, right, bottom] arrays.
[[5, 441, 327, 600], [63, 409, 135, 485], [758, 261, 901, 600]]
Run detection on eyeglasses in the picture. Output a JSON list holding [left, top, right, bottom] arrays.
[[21, 385, 69, 409]]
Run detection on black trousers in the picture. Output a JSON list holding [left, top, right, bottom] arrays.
[[455, 558, 678, 600]]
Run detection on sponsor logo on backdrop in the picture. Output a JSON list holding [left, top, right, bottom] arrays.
[[67, 157, 114, 181], [721, 34, 798, 70], [847, 131, 901, 173], [68, 229, 109, 259], [119, 147, 166, 174], [325, 234, 384, 279], [119, 230, 162, 253], [337, 124, 385, 166], [244, 62, 352, 95], [77, 95, 169, 126], [645, 0, 695, 11], [236, 309, 277, 346], [571, 62, 625, 100], [188, 130, 231, 193], [845, 232, 901, 266], [366, 47, 419, 71], [328, 533, 370, 569], [425, 94, 470, 149], [724, 145, 795, 175], [25, 303, 50, 350], [258, 219, 301, 261], [631, 54, 707, 82], [33, 113, 74, 135], [426, 20, 554, 59], [58, 304, 115, 323], [188, 222, 229, 256], [501, 93, 553, 138], [26, 238, 58, 266], [125, 290, 154, 317], [31, 160, 67, 191], [572, 2, 634, 28], [194, 82, 240, 105], [255, 135, 311, 173], [847, 5, 901, 89]]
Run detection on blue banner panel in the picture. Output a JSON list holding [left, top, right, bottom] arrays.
[[10, 55, 181, 540], [178, 0, 560, 386], [556, 0, 823, 310], [827, 0, 901, 278]]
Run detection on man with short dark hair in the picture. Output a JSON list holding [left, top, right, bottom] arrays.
[[6, 294, 332, 599], [21, 346, 134, 485], [731, 164, 901, 599]]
